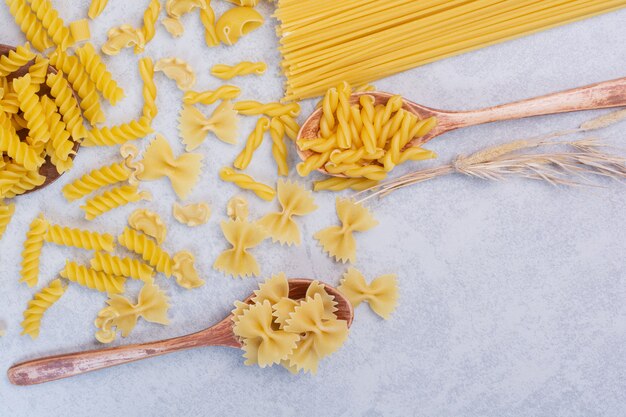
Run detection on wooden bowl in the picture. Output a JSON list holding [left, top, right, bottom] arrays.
[[0, 44, 81, 195]]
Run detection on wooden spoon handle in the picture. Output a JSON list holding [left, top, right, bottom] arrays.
[[8, 320, 239, 386], [441, 76, 626, 130]]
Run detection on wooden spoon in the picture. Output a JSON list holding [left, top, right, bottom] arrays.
[[7, 279, 353, 385], [297, 77, 626, 175], [0, 44, 81, 195]]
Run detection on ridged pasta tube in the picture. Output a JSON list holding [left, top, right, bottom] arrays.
[[49, 49, 105, 125], [45, 224, 115, 252], [233, 117, 270, 169], [90, 252, 155, 282], [19, 215, 49, 288], [46, 72, 88, 140], [88, 0, 108, 19], [28, 0, 74, 50], [118, 227, 173, 277], [219, 167, 276, 201], [211, 61, 266, 80], [233, 101, 300, 118], [0, 201, 16, 239], [269, 117, 288, 176], [0, 43, 35, 76], [60, 261, 126, 294], [20, 278, 66, 339], [139, 57, 157, 120], [6, 0, 53, 51], [62, 161, 130, 202], [12, 74, 49, 143], [183, 85, 240, 105], [81, 185, 151, 220], [83, 116, 153, 147], [75, 43, 125, 105]]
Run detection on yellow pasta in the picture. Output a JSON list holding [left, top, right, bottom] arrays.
[[0, 114, 44, 171], [139, 55, 158, 121], [269, 117, 289, 176], [69, 19, 91, 42], [172, 202, 211, 227], [155, 57, 196, 91], [6, 0, 53, 51], [178, 101, 239, 150], [211, 61, 266, 80], [138, 135, 203, 200], [140, 0, 161, 48], [215, 6, 264, 45], [12, 74, 48, 144], [183, 85, 240, 105], [19, 214, 49, 288], [83, 116, 153, 147], [88, 0, 108, 19], [314, 198, 378, 263], [219, 167, 275, 201], [102, 25, 146, 55], [338, 267, 398, 319], [27, 55, 49, 88], [225, 0, 258, 5], [199, 3, 219, 47], [45, 224, 115, 252], [62, 161, 130, 202], [40, 95, 74, 163], [258, 180, 317, 246], [28, 0, 74, 51], [0, 164, 46, 198], [128, 208, 167, 245], [161, 17, 184, 37], [46, 71, 88, 140], [20, 278, 67, 339], [0, 201, 15, 239], [75, 43, 125, 105], [226, 195, 249, 221], [60, 261, 126, 294], [313, 177, 378, 192], [81, 185, 151, 220], [233, 101, 300, 118], [165, 0, 206, 17], [214, 219, 268, 278], [90, 252, 155, 282], [119, 227, 173, 276], [233, 117, 270, 170], [0, 43, 35, 77]]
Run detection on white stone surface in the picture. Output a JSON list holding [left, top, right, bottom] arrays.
[[1, 2, 625, 416]]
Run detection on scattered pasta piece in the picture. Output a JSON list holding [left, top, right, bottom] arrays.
[[0, 201, 16, 239], [0, 43, 35, 77], [183, 85, 240, 105], [199, 3, 219, 47], [27, 0, 74, 51], [75, 43, 125, 105], [225, 0, 259, 5], [219, 167, 275, 201], [83, 117, 153, 147], [269, 117, 288, 176], [128, 208, 167, 245], [60, 261, 126, 294], [161, 17, 184, 38], [94, 281, 169, 343], [88, 0, 108, 19], [313, 177, 378, 192], [69, 19, 91, 43], [314, 198, 378, 263], [233, 117, 270, 170], [155, 57, 196, 91], [338, 268, 398, 319], [21, 278, 67, 339], [171, 251, 205, 289], [166, 0, 206, 18], [81, 185, 151, 220], [46, 71, 88, 140], [62, 161, 130, 202], [45, 224, 115, 252], [214, 219, 267, 278], [211, 61, 266, 80], [139, 0, 161, 50], [258, 180, 317, 246], [91, 252, 155, 282], [12, 74, 49, 144], [19, 214, 49, 288], [178, 101, 239, 150], [138, 135, 203, 200], [234, 101, 300, 118], [215, 6, 264, 46], [173, 202, 211, 226], [139, 56, 158, 121], [226, 196, 249, 221], [102, 25, 146, 55], [6, 2, 53, 51]]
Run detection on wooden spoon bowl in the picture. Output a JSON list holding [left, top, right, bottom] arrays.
[[7, 279, 353, 385], [0, 44, 81, 195], [297, 77, 626, 176]]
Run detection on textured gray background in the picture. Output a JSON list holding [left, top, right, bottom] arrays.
[[1, 2, 625, 416]]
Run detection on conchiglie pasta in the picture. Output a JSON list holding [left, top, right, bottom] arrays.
[[215, 7, 264, 46]]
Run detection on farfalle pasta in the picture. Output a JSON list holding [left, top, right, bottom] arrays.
[[215, 6, 264, 46], [95, 281, 170, 343], [214, 219, 267, 278], [233, 117, 270, 170], [21, 278, 67, 339], [258, 180, 317, 246], [0, 201, 15, 239], [102, 25, 146, 55], [178, 101, 238, 150], [138, 135, 203, 200], [219, 167, 275, 201], [338, 268, 398, 319], [314, 198, 378, 263], [60, 261, 126, 294], [19, 214, 49, 288], [6, 1, 52, 51], [62, 161, 131, 202], [155, 57, 196, 91], [173, 202, 211, 227], [183, 85, 240, 105], [45, 224, 115, 252], [81, 185, 151, 220], [211, 61, 266, 80], [91, 252, 155, 282], [75, 43, 125, 105]]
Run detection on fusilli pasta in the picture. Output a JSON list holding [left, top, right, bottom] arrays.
[[75, 43, 125, 105], [45, 224, 116, 252], [0, 201, 15, 239], [19, 214, 49, 288], [60, 261, 126, 294], [6, 0, 52, 51], [28, 0, 74, 50], [62, 161, 130, 202], [91, 252, 155, 282], [211, 61, 266, 80], [219, 167, 275, 201], [20, 278, 66, 339], [81, 185, 151, 220], [183, 85, 240, 105], [233, 117, 270, 169]]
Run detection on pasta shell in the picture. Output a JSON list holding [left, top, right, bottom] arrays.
[[215, 7, 264, 46]]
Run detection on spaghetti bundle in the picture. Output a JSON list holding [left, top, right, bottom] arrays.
[[276, 0, 626, 100]]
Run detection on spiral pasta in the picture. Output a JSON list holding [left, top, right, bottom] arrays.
[[219, 167, 275, 201], [45, 224, 115, 252], [140, 0, 161, 49], [183, 85, 240, 105], [83, 116, 153, 147], [90, 252, 155, 282], [215, 6, 264, 45], [26, 55, 47, 86], [0, 201, 15, 239], [233, 117, 270, 170], [19, 215, 49, 288], [139, 57, 157, 121], [49, 49, 105, 125], [269, 117, 288, 176], [46, 72, 88, 140], [211, 61, 266, 80], [81, 185, 151, 220], [20, 278, 67, 339], [0, 165, 45, 198], [12, 74, 49, 144], [75, 43, 125, 105], [118, 227, 173, 277], [60, 261, 126, 294], [6, 0, 53, 51], [199, 3, 219, 47], [62, 161, 130, 202], [0, 43, 35, 77], [28, 0, 74, 51], [313, 177, 378, 192], [0, 117, 44, 171], [233, 101, 301, 118], [88, 0, 108, 19], [40, 96, 74, 163]]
